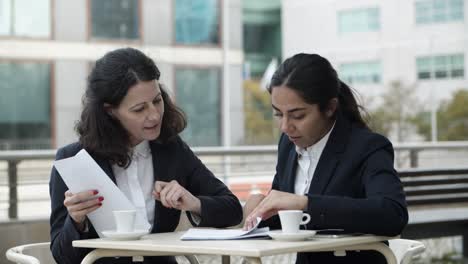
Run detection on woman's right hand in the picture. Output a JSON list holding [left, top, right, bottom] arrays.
[[242, 193, 266, 230], [63, 190, 103, 228], [243, 190, 308, 231]]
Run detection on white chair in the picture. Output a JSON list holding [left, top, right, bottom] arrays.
[[389, 239, 426, 264], [6, 242, 199, 264], [6, 242, 55, 264]]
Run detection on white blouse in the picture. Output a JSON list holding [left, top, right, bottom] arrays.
[[294, 122, 335, 195], [112, 140, 155, 228]]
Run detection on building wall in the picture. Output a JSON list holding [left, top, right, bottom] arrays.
[[228, 0, 243, 50], [282, 0, 468, 107], [54, 0, 87, 41], [54, 61, 87, 146], [0, 0, 245, 149], [143, 0, 172, 46], [229, 64, 245, 145], [228, 0, 244, 145]]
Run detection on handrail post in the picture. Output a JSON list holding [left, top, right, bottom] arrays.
[[409, 149, 418, 168], [222, 154, 231, 185], [8, 160, 19, 219]]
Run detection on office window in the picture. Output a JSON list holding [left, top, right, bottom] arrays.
[[416, 54, 465, 80], [415, 0, 464, 24], [0, 62, 51, 150], [175, 68, 221, 146], [175, 0, 220, 45], [338, 7, 380, 34], [416, 57, 432, 79], [434, 55, 449, 78], [0, 0, 51, 37], [339, 61, 381, 84], [450, 54, 465, 77], [90, 0, 139, 40]]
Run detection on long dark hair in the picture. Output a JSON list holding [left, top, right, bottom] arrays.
[[75, 48, 186, 167], [268, 53, 368, 128]]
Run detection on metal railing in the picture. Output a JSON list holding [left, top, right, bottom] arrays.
[[1, 141, 468, 220], [0, 139, 52, 151]]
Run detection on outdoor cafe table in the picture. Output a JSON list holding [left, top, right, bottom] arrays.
[[73, 231, 398, 264]]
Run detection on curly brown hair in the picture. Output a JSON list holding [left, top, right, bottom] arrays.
[[75, 48, 186, 167]]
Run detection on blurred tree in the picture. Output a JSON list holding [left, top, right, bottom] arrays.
[[367, 80, 419, 142], [243, 80, 279, 145], [414, 89, 468, 141], [411, 111, 431, 140]]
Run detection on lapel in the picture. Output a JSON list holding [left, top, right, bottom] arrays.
[[95, 156, 116, 184], [149, 139, 184, 232], [149, 140, 166, 232], [285, 147, 298, 193], [308, 112, 349, 195], [149, 140, 171, 182]]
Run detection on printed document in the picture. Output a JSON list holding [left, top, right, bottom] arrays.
[[53, 149, 151, 237]]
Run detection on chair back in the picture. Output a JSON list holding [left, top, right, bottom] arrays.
[[6, 242, 55, 264], [6, 241, 200, 264]]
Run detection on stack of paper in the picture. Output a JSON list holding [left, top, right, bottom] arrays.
[[181, 218, 269, 240]]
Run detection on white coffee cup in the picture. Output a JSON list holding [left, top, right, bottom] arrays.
[[278, 210, 311, 233], [113, 210, 136, 233]]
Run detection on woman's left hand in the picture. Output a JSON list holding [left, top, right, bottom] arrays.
[[153, 180, 201, 214], [244, 190, 308, 230]]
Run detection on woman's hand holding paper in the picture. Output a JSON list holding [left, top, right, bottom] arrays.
[[63, 189, 103, 230]]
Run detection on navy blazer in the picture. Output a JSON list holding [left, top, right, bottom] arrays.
[[49, 136, 243, 264], [265, 113, 408, 263]]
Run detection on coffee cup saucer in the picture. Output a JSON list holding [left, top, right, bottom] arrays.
[[101, 229, 150, 240], [268, 230, 316, 241]]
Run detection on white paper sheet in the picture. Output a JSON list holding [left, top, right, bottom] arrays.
[[180, 217, 269, 240], [53, 149, 151, 237]]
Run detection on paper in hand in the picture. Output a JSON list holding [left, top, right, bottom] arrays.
[[53, 149, 151, 236]]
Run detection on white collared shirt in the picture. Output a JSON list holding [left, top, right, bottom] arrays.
[[294, 122, 335, 195], [112, 140, 155, 228]]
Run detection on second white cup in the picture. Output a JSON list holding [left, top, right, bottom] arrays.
[[278, 210, 311, 233], [113, 210, 136, 233]]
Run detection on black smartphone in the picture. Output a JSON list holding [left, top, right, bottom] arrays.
[[315, 229, 362, 238]]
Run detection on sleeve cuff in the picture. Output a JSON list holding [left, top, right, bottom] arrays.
[[65, 215, 91, 239], [187, 212, 202, 226]]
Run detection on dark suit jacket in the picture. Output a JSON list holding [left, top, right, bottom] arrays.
[[264, 113, 408, 263], [49, 136, 243, 264]]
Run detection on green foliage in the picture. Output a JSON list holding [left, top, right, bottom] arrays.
[[438, 90, 468, 140], [411, 111, 431, 140], [242, 80, 279, 145], [414, 89, 468, 141], [367, 108, 393, 137], [429, 251, 464, 263], [367, 80, 418, 142]]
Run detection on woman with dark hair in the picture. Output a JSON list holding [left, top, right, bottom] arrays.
[[49, 48, 242, 264], [243, 53, 408, 263]]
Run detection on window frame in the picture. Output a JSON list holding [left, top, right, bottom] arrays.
[[0, 0, 54, 40], [172, 0, 223, 47], [0, 59, 55, 149], [337, 6, 381, 34], [339, 60, 382, 85], [415, 0, 465, 25], [86, 0, 143, 43], [173, 65, 223, 147], [416, 53, 465, 80]]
